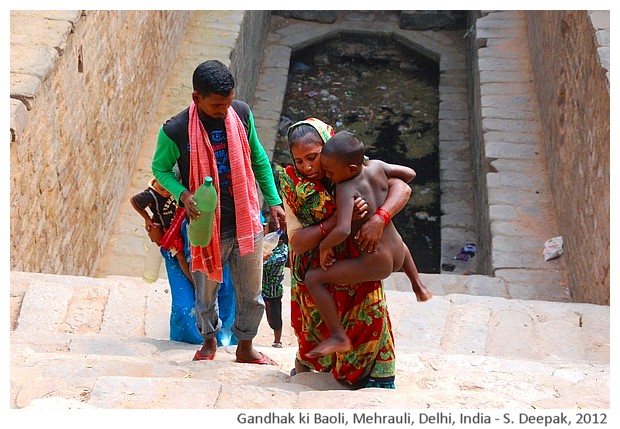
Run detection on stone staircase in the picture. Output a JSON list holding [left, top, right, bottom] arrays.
[[10, 270, 609, 409], [9, 9, 610, 415]]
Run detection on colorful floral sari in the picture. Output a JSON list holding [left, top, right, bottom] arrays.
[[278, 165, 396, 388]]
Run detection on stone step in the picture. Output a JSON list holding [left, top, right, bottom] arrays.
[[11, 271, 607, 364], [10, 330, 609, 410], [10, 271, 609, 409]]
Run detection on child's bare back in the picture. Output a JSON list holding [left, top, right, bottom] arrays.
[[337, 160, 407, 274]]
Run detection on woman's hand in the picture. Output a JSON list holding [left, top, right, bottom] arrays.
[[355, 177, 411, 253], [354, 213, 385, 253]]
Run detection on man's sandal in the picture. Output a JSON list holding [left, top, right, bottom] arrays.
[[193, 350, 215, 361]]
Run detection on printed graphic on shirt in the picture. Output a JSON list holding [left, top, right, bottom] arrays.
[[210, 129, 232, 197], [160, 196, 177, 218]]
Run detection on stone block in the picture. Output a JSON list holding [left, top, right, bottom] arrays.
[[399, 11, 466, 31], [10, 98, 29, 142], [9, 43, 58, 79], [16, 282, 74, 333]]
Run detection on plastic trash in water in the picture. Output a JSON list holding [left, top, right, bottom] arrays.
[[543, 236, 563, 261], [441, 263, 456, 272], [463, 243, 477, 254], [291, 61, 310, 72]]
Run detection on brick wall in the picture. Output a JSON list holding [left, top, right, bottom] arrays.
[[526, 11, 610, 304], [10, 11, 192, 276]]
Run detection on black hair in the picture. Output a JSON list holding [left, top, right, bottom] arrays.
[[287, 124, 323, 149], [192, 60, 235, 97], [286, 122, 336, 195], [321, 131, 365, 166]]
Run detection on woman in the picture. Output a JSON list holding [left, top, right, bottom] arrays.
[[279, 118, 415, 389]]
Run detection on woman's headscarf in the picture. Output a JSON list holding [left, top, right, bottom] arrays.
[[287, 117, 334, 144]]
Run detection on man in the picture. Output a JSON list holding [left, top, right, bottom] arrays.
[[152, 60, 286, 364]]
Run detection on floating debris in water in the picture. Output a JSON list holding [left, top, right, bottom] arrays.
[[291, 61, 310, 71], [441, 263, 455, 272], [454, 243, 477, 261]]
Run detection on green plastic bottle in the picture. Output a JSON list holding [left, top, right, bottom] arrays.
[[188, 176, 218, 246]]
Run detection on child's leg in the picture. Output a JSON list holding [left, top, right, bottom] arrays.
[[264, 297, 283, 346], [175, 252, 196, 290], [305, 266, 351, 357], [273, 296, 283, 345], [401, 243, 432, 302], [304, 251, 394, 357]]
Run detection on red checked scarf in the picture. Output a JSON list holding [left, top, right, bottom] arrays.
[[188, 102, 262, 283]]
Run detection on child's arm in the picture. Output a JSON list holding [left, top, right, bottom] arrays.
[[318, 183, 356, 269], [130, 194, 156, 232], [372, 159, 416, 183]]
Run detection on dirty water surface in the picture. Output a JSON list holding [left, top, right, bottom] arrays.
[[273, 33, 441, 273]]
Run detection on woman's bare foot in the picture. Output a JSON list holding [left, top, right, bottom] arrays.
[[291, 358, 312, 376], [306, 335, 352, 358]]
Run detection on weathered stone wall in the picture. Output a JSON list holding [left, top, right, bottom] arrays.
[[10, 10, 192, 276], [10, 10, 272, 278], [229, 10, 271, 105], [466, 11, 493, 275], [526, 11, 610, 305]]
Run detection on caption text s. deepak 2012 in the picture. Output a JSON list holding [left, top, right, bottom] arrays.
[[235, 410, 608, 426]]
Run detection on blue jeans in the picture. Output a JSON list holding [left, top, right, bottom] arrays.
[[193, 233, 265, 341]]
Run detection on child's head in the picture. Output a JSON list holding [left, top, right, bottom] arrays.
[[320, 131, 365, 184], [287, 118, 334, 180]]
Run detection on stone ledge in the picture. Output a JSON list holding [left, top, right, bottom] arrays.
[[10, 98, 29, 143]]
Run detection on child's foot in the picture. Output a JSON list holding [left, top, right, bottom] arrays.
[[306, 336, 352, 358], [272, 341, 283, 348], [414, 286, 433, 302]]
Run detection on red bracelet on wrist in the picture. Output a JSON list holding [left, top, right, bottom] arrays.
[[375, 208, 391, 225], [319, 222, 328, 237]]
